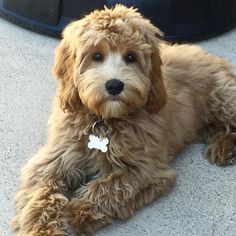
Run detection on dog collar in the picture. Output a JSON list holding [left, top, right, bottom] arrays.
[[87, 120, 109, 153]]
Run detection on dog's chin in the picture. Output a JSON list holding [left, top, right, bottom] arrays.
[[101, 100, 130, 118]]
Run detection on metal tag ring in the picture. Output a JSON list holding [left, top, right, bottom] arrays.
[[92, 120, 109, 136]]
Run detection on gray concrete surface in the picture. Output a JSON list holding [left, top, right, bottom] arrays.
[[0, 17, 235, 236]]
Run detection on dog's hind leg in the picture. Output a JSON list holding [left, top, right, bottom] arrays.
[[205, 132, 236, 166], [204, 69, 236, 166]]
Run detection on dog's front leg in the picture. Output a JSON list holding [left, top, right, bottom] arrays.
[[12, 142, 88, 236], [66, 169, 176, 235]]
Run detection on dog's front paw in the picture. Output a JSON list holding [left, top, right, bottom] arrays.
[[66, 199, 111, 235]]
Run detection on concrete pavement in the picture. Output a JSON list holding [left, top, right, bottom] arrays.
[[0, 17, 235, 236]]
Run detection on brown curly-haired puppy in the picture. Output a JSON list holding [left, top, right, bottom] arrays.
[[12, 5, 236, 236]]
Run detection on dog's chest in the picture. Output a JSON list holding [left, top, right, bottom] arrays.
[[83, 120, 162, 169]]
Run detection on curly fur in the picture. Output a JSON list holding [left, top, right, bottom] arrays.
[[12, 5, 236, 235]]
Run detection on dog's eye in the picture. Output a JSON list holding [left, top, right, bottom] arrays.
[[124, 54, 136, 64], [92, 52, 103, 62]]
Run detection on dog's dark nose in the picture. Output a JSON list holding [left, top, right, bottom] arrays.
[[105, 79, 124, 95]]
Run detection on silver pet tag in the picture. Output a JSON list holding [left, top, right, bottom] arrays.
[[88, 134, 109, 153], [87, 120, 109, 153]]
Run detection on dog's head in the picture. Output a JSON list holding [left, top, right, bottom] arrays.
[[53, 5, 167, 118]]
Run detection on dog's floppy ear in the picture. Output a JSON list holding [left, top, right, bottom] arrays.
[[145, 25, 167, 113], [53, 23, 81, 113]]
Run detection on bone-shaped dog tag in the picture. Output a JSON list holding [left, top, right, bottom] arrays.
[[88, 134, 109, 153]]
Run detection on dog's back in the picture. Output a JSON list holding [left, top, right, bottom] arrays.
[[160, 43, 236, 162], [161, 43, 236, 128]]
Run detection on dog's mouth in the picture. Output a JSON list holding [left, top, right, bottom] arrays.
[[107, 95, 121, 101], [105, 95, 126, 107]]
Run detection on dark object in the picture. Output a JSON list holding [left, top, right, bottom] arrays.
[[3, 0, 61, 25], [0, 0, 235, 42], [105, 79, 124, 96]]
